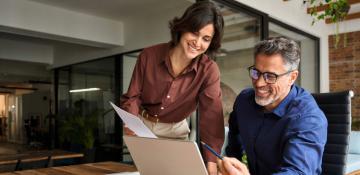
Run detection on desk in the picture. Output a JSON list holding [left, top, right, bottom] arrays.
[[0, 149, 84, 169], [0, 161, 137, 175], [348, 170, 360, 175]]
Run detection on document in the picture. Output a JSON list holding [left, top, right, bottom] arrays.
[[109, 102, 157, 138], [106, 172, 140, 175]]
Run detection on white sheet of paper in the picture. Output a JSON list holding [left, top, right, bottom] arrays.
[[109, 102, 157, 138], [106, 172, 140, 175]]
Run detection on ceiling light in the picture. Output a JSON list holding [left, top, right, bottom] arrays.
[[69, 88, 100, 93]]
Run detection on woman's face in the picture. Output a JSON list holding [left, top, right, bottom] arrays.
[[178, 23, 214, 59]]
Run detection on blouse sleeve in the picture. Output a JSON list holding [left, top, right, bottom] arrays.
[[198, 62, 224, 163], [120, 51, 146, 115]]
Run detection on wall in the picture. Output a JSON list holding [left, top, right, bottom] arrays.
[[0, 59, 51, 83], [0, 38, 53, 64], [52, 1, 190, 68], [0, 0, 126, 66], [329, 31, 360, 122], [0, 0, 124, 48]]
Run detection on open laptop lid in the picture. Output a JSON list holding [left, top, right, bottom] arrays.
[[123, 136, 208, 175]]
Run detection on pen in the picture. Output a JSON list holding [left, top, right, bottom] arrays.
[[201, 141, 223, 160]]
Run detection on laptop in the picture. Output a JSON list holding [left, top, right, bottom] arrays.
[[123, 136, 208, 175]]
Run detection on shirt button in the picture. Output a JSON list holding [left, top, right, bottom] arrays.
[[167, 95, 170, 98], [160, 107, 164, 110]]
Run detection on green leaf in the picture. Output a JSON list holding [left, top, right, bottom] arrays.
[[318, 14, 325, 20], [58, 109, 101, 149], [241, 151, 248, 166]]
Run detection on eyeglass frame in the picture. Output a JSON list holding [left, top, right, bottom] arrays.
[[247, 65, 294, 84]]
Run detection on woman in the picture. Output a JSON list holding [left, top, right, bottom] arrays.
[[120, 1, 224, 174]]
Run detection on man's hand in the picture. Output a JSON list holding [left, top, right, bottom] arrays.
[[217, 157, 250, 175], [207, 162, 218, 175], [124, 125, 136, 136]]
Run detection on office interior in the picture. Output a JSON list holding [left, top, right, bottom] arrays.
[[0, 0, 359, 172]]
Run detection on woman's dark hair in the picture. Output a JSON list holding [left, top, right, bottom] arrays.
[[169, 1, 224, 58]]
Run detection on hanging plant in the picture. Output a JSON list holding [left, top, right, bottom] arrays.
[[306, 0, 350, 48]]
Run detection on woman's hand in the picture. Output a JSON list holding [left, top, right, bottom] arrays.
[[124, 125, 136, 136]]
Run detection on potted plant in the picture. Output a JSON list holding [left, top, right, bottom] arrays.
[[58, 101, 99, 162], [307, 0, 350, 47]]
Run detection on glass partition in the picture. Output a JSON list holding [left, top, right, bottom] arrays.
[[57, 58, 117, 162], [122, 52, 139, 93], [121, 51, 140, 162], [212, 1, 262, 125]]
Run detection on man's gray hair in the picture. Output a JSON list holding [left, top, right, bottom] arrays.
[[254, 36, 300, 70]]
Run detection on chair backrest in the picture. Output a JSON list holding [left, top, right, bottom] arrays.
[[312, 90, 353, 175]]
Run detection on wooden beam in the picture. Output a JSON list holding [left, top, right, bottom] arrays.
[[325, 11, 360, 23], [307, 4, 328, 14], [307, 0, 360, 14]]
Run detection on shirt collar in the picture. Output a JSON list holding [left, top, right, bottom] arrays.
[[272, 85, 297, 118], [186, 55, 200, 73], [160, 42, 171, 65]]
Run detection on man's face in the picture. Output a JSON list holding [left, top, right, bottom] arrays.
[[251, 53, 298, 110]]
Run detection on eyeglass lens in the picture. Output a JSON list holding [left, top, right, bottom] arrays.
[[249, 68, 277, 83]]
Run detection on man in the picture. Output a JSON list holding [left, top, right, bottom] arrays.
[[218, 37, 328, 175]]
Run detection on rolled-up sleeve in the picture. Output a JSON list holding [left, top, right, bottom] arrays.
[[198, 63, 224, 162], [274, 114, 328, 175]]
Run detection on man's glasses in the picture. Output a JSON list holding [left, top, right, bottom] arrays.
[[248, 66, 293, 84]]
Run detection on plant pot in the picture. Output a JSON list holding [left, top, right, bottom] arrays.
[[82, 148, 96, 163]]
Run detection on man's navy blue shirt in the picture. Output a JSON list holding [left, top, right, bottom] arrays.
[[226, 85, 328, 175]]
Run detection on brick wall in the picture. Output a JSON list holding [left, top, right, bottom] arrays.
[[329, 31, 360, 129]]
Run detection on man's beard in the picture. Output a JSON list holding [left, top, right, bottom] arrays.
[[254, 88, 280, 106]]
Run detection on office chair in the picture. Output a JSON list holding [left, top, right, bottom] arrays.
[[312, 90, 353, 175]]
